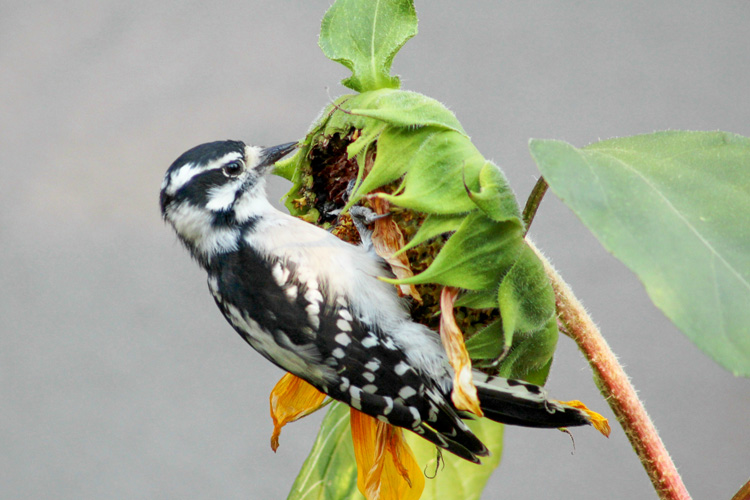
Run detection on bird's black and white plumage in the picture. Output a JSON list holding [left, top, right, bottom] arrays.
[[160, 139, 593, 463]]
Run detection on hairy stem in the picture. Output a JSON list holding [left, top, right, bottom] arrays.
[[527, 240, 691, 500], [731, 479, 750, 500], [522, 176, 549, 235]]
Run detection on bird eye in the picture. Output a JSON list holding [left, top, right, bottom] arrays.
[[222, 160, 244, 177]]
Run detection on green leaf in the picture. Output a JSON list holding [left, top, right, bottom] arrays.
[[390, 212, 524, 290], [497, 319, 559, 379], [530, 131, 750, 376], [465, 319, 504, 360], [347, 126, 432, 207], [319, 0, 417, 92], [465, 251, 559, 380], [497, 243, 556, 337], [377, 131, 488, 214], [454, 289, 498, 309], [349, 89, 467, 135], [395, 213, 465, 256], [287, 403, 363, 500], [465, 161, 523, 223]]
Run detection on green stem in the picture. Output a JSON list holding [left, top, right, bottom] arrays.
[[522, 177, 549, 236], [528, 240, 692, 500]]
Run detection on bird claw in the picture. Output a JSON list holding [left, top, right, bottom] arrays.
[[349, 206, 390, 250]]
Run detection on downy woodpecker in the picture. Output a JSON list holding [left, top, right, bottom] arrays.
[[160, 140, 592, 463]]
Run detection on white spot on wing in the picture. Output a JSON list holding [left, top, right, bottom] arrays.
[[339, 377, 350, 392], [334, 333, 351, 346], [362, 335, 378, 348], [306, 303, 320, 329], [399, 386, 417, 400], [272, 263, 289, 286], [304, 288, 324, 304], [349, 386, 363, 410], [336, 319, 352, 332], [394, 361, 410, 376], [207, 275, 219, 293], [364, 360, 380, 372], [383, 397, 394, 415]]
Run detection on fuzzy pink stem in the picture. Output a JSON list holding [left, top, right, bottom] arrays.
[[529, 240, 691, 500]]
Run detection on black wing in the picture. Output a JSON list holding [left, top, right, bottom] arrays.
[[209, 245, 489, 462]]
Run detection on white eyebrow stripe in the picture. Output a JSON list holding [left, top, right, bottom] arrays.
[[165, 152, 244, 195], [166, 163, 208, 195]]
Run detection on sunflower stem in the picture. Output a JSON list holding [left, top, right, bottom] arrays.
[[527, 240, 692, 500]]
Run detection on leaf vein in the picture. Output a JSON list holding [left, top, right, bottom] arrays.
[[594, 151, 750, 293]]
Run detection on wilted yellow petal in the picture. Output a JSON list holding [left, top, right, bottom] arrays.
[[557, 399, 611, 437], [269, 372, 327, 451], [350, 409, 425, 500], [439, 286, 483, 417], [370, 198, 422, 302]]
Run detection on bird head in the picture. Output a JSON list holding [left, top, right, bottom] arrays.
[[160, 140, 297, 262]]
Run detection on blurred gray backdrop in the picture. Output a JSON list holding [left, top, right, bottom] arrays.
[[2, 1, 748, 498]]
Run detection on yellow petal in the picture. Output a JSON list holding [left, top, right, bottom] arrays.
[[350, 409, 425, 500], [370, 198, 422, 302], [557, 399, 611, 437], [269, 372, 327, 451], [439, 286, 483, 417]]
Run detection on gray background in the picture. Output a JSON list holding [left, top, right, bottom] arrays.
[[2, 1, 749, 498]]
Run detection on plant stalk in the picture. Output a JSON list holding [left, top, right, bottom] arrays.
[[522, 176, 549, 235], [731, 478, 750, 500], [527, 240, 691, 500]]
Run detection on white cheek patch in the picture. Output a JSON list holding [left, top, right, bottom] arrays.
[[232, 183, 275, 222], [167, 201, 241, 256], [206, 181, 243, 211]]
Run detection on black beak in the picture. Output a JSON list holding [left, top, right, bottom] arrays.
[[260, 142, 298, 167]]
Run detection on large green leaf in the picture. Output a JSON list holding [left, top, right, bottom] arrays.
[[319, 0, 417, 92], [530, 131, 750, 376]]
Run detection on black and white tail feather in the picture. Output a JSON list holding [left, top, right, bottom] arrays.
[[160, 139, 594, 463]]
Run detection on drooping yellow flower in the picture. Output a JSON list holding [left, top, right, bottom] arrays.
[[269, 372, 327, 452], [439, 286, 483, 417], [270, 372, 425, 500], [350, 408, 425, 500]]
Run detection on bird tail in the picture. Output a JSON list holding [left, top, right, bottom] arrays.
[[412, 375, 608, 465], [475, 376, 595, 429]]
